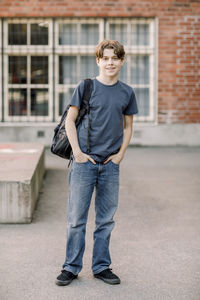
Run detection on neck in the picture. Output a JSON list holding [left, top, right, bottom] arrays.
[[96, 75, 118, 86]]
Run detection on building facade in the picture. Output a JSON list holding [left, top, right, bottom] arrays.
[[0, 0, 200, 145]]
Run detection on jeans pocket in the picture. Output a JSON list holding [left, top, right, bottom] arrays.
[[110, 160, 120, 167]]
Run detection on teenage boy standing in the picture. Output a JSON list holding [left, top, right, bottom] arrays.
[[56, 40, 138, 286]]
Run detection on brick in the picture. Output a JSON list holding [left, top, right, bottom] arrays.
[[0, 0, 200, 124]]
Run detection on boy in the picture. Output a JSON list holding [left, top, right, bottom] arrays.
[[56, 40, 138, 286]]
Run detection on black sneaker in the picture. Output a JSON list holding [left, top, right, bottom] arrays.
[[56, 270, 78, 286], [94, 268, 121, 285]]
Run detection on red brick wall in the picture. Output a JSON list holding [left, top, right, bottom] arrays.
[[1, 0, 200, 124], [158, 14, 200, 123]]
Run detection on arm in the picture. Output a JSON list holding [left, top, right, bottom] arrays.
[[104, 114, 133, 164], [65, 106, 96, 164]]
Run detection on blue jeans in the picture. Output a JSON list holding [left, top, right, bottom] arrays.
[[62, 159, 119, 275]]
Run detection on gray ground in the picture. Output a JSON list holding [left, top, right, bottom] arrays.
[[0, 146, 200, 300]]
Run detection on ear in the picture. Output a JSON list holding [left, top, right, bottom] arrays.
[[96, 58, 100, 66], [120, 58, 125, 66]]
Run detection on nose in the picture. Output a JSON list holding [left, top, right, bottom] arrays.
[[107, 58, 114, 64]]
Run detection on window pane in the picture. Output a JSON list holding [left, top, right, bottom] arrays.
[[31, 56, 48, 84], [80, 56, 98, 80], [134, 88, 149, 116], [59, 56, 77, 84], [9, 56, 27, 84], [59, 24, 78, 45], [109, 24, 128, 44], [131, 55, 149, 84], [81, 24, 99, 45], [131, 24, 149, 46], [59, 89, 74, 115], [8, 24, 27, 45], [31, 89, 48, 116], [31, 23, 48, 45], [119, 60, 128, 82], [8, 89, 27, 116]]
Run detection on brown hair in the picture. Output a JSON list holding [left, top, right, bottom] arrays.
[[95, 40, 125, 60]]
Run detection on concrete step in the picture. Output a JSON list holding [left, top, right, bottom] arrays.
[[0, 143, 45, 223]]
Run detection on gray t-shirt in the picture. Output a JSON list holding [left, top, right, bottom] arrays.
[[70, 78, 138, 162]]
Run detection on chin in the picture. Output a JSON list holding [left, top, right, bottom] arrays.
[[106, 71, 116, 75]]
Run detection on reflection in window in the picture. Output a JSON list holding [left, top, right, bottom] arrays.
[[59, 24, 78, 45], [8, 24, 27, 45], [31, 89, 48, 116], [31, 23, 48, 45], [31, 56, 48, 84], [9, 56, 27, 84], [131, 24, 149, 46], [8, 89, 27, 116], [80, 24, 99, 45], [59, 89, 74, 115], [131, 55, 149, 84], [109, 24, 128, 45], [80, 56, 98, 80], [59, 56, 77, 84], [134, 88, 149, 116]]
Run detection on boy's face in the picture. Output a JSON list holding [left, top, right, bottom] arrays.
[[96, 48, 124, 79]]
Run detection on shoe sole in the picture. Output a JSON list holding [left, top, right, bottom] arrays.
[[55, 276, 77, 286], [94, 275, 120, 285]]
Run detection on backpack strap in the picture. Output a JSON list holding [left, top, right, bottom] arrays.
[[81, 79, 93, 110], [82, 79, 93, 154]]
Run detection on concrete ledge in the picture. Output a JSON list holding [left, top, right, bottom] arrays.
[[0, 143, 45, 223]]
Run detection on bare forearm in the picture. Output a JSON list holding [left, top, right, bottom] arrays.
[[118, 126, 133, 158], [65, 120, 81, 156]]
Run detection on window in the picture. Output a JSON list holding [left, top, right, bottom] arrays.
[[8, 24, 27, 45], [4, 19, 52, 121], [106, 19, 156, 121], [59, 23, 99, 45], [2, 18, 156, 122], [55, 19, 103, 119]]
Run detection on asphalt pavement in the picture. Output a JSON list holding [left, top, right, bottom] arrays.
[[0, 146, 200, 300]]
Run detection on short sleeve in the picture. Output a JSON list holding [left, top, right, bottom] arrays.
[[69, 80, 85, 109], [123, 90, 138, 115]]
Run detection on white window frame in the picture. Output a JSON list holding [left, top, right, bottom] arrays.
[[55, 18, 104, 54], [55, 18, 157, 122], [106, 18, 156, 122], [2, 18, 157, 123], [4, 18, 53, 121], [55, 18, 104, 120]]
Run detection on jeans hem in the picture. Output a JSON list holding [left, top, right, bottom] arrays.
[[93, 266, 110, 275], [62, 267, 79, 276]]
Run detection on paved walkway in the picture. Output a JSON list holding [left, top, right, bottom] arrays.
[[0, 147, 200, 300]]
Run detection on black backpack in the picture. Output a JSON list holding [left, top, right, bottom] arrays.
[[51, 79, 93, 160]]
